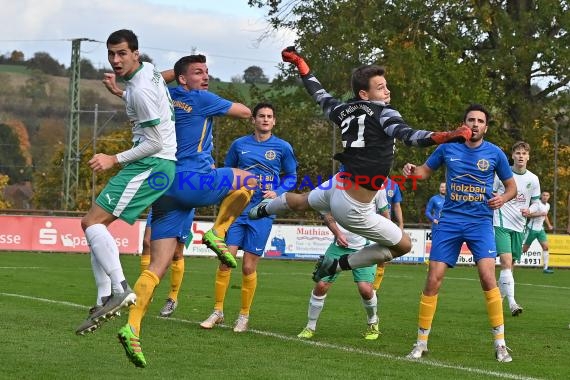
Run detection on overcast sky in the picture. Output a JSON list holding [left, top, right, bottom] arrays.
[[0, 0, 296, 81]]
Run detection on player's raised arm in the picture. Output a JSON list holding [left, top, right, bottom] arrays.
[[226, 103, 252, 119], [161, 69, 175, 84], [380, 109, 472, 147], [281, 46, 343, 120]]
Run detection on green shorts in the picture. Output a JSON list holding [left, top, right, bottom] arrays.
[[494, 226, 524, 261], [524, 229, 547, 245], [320, 243, 376, 284], [96, 157, 175, 224]]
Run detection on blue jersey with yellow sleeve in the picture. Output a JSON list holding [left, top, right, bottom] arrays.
[[169, 87, 232, 173], [225, 134, 297, 212], [426, 141, 512, 221]]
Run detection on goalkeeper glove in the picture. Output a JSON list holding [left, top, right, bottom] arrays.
[[430, 125, 472, 145], [281, 46, 310, 76]]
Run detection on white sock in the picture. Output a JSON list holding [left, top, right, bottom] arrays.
[[417, 327, 431, 345], [307, 291, 326, 331], [265, 193, 291, 215], [498, 269, 516, 307], [90, 253, 111, 306], [346, 244, 393, 269], [85, 224, 126, 294], [543, 250, 549, 269], [362, 291, 378, 324], [492, 325, 506, 347]]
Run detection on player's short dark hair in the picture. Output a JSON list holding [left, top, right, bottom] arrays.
[[174, 55, 207, 84], [107, 29, 138, 51], [252, 102, 275, 117], [512, 141, 530, 153], [351, 65, 386, 99], [463, 104, 490, 124]]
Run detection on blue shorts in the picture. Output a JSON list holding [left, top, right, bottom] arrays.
[[149, 168, 234, 242], [166, 168, 234, 208], [148, 200, 195, 243], [226, 213, 274, 256], [430, 220, 497, 267]]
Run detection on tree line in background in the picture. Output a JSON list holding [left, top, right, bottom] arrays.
[[1, 50, 110, 80], [1, 0, 569, 230], [246, 0, 570, 228], [0, 50, 270, 84]]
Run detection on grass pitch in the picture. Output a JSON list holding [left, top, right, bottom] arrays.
[[1, 251, 568, 379]]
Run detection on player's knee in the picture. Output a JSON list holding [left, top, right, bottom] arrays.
[[359, 285, 375, 300], [245, 175, 258, 189], [142, 237, 151, 253], [288, 192, 310, 211], [242, 264, 255, 276], [173, 243, 184, 260], [313, 283, 330, 296], [218, 263, 233, 271], [391, 233, 412, 257], [479, 273, 497, 290], [80, 218, 89, 231], [234, 169, 257, 190], [80, 214, 94, 231], [499, 254, 512, 268], [425, 273, 445, 292]]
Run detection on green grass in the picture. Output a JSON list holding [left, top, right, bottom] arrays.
[[0, 64, 32, 74], [1, 252, 568, 379]]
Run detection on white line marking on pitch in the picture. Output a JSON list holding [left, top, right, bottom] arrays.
[[257, 271, 570, 291], [0, 292, 543, 380]]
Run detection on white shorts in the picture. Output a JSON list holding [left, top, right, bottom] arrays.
[[308, 176, 402, 246]]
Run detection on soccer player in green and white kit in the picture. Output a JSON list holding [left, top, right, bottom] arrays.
[[298, 189, 389, 341], [493, 141, 540, 316], [523, 191, 554, 273], [76, 29, 177, 335]]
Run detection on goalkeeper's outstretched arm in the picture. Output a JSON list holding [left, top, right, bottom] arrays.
[[281, 46, 342, 120]]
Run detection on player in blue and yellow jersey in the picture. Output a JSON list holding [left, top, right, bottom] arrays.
[[403, 104, 517, 363], [425, 182, 446, 227], [112, 55, 254, 367], [200, 102, 297, 332]]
